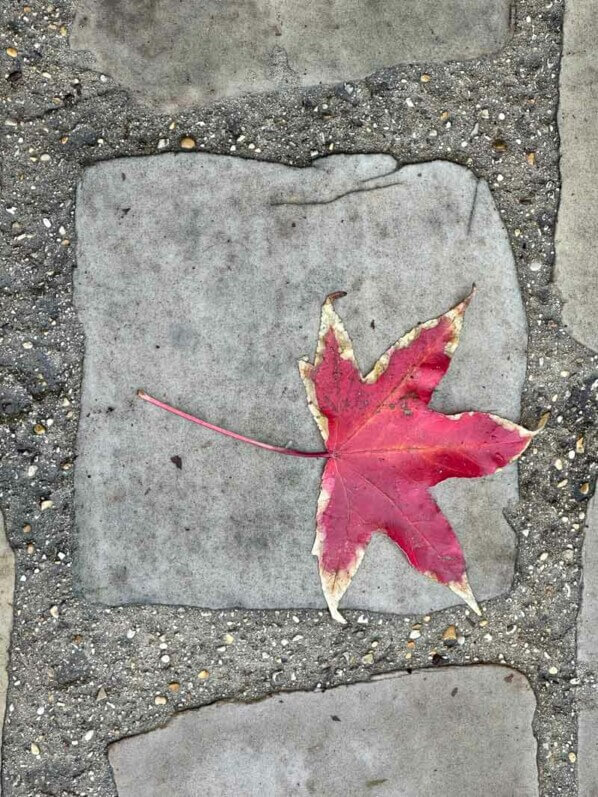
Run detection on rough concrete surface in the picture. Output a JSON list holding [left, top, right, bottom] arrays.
[[579, 496, 598, 796], [74, 154, 525, 615], [109, 666, 538, 797], [555, 0, 598, 351], [70, 0, 512, 110], [0, 1, 595, 796], [0, 513, 14, 792]]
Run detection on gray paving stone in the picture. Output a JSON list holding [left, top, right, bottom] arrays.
[[580, 497, 598, 665], [70, 0, 511, 109], [580, 706, 598, 797], [555, 0, 598, 350], [74, 154, 527, 615], [109, 665, 538, 797]]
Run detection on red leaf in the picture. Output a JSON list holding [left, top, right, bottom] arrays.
[[139, 290, 541, 623], [298, 291, 537, 622]]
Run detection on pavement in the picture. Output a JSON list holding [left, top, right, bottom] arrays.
[[0, 0, 596, 796]]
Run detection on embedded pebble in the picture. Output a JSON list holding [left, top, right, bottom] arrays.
[[442, 625, 458, 647]]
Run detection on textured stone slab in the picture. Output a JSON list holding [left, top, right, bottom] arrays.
[[580, 497, 598, 664], [580, 708, 598, 797], [109, 666, 538, 797], [555, 0, 598, 350], [70, 0, 511, 109], [74, 154, 527, 615]]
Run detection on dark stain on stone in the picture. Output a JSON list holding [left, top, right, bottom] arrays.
[[170, 454, 183, 470]]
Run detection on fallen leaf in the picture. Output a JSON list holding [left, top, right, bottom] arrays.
[[138, 290, 540, 623], [170, 454, 183, 470], [298, 291, 538, 622]]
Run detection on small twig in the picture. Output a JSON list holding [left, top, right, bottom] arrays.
[[137, 390, 330, 459]]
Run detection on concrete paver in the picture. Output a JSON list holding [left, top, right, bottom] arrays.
[[74, 154, 527, 616], [579, 707, 598, 797], [555, 0, 598, 350], [580, 497, 598, 665], [109, 665, 538, 797], [70, 0, 511, 109]]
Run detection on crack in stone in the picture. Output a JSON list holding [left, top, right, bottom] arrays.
[[356, 161, 401, 184], [466, 178, 481, 235], [270, 178, 406, 207]]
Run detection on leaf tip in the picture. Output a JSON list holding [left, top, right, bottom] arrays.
[[459, 284, 476, 312], [448, 574, 481, 616], [320, 573, 349, 623], [329, 605, 348, 624], [325, 291, 347, 306]]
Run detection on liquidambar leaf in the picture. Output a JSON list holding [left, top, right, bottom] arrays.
[[138, 291, 540, 624], [298, 291, 537, 622]]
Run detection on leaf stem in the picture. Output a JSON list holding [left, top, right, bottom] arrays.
[[137, 391, 330, 459]]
